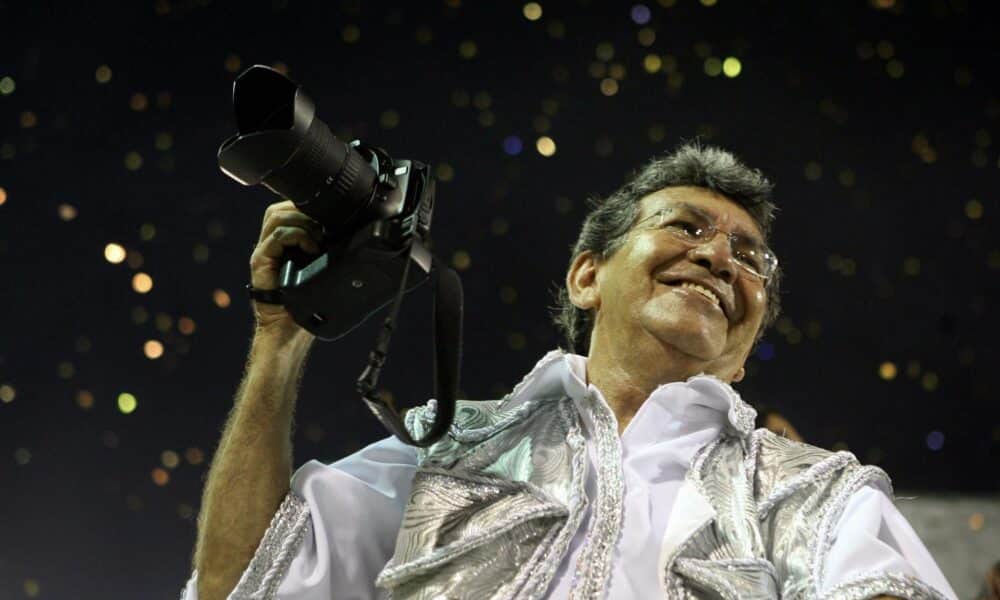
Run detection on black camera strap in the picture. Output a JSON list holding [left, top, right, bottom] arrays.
[[355, 244, 462, 447]]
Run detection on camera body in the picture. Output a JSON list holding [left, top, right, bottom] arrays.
[[218, 65, 436, 340]]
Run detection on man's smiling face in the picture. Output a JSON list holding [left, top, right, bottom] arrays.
[[572, 185, 770, 383]]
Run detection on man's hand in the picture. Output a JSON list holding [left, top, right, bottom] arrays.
[[249, 199, 325, 336]]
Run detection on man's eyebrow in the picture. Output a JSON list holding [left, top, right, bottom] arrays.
[[668, 201, 764, 243]]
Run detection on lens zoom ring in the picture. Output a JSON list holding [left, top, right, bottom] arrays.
[[331, 148, 361, 199]]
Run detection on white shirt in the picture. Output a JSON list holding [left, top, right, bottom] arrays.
[[182, 350, 957, 599]]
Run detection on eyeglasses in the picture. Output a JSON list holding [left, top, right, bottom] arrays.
[[633, 204, 778, 282]]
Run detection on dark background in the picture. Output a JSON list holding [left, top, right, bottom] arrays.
[[1, 0, 997, 597]]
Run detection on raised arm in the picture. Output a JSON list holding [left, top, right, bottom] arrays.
[[192, 200, 325, 600]]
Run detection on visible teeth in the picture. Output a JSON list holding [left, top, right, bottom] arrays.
[[679, 282, 720, 306]]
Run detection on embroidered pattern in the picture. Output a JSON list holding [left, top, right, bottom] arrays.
[[228, 491, 310, 599], [820, 571, 950, 600]]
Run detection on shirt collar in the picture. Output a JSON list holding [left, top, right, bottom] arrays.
[[503, 349, 756, 438]]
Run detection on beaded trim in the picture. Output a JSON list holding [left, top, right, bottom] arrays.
[[820, 571, 950, 600], [673, 557, 778, 600], [808, 464, 892, 596], [509, 398, 590, 599], [756, 450, 858, 518], [567, 389, 625, 599], [229, 491, 310, 599]]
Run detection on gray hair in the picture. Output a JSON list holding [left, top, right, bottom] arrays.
[[551, 141, 783, 356]]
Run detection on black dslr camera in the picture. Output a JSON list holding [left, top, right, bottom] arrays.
[[217, 65, 461, 446]]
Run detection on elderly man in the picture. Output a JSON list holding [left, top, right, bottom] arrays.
[[183, 144, 956, 599]]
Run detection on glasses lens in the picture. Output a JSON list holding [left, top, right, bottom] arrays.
[[733, 237, 776, 279]]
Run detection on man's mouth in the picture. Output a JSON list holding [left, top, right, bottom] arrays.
[[658, 279, 729, 320]]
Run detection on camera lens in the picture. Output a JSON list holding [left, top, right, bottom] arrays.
[[218, 65, 379, 233]]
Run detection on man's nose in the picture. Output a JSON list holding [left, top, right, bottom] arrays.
[[687, 232, 738, 284]]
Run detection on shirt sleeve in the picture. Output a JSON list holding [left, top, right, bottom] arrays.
[[180, 435, 419, 600], [821, 485, 958, 600]]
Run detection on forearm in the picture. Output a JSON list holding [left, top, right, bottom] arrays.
[[193, 328, 314, 600]]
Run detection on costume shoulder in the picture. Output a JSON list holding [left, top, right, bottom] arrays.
[[404, 394, 562, 467], [751, 428, 895, 598]]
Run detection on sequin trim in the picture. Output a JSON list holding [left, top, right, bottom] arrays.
[[568, 389, 625, 599], [229, 491, 310, 599], [809, 464, 892, 596], [510, 398, 590, 599], [757, 451, 858, 518], [820, 571, 950, 600]]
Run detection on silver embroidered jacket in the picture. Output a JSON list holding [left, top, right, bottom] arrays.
[[219, 389, 950, 600], [369, 391, 948, 600]]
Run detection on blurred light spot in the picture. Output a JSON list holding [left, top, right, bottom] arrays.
[[903, 256, 921, 276], [161, 450, 180, 469], [127, 250, 144, 270], [594, 136, 614, 157], [857, 42, 874, 60], [500, 285, 518, 304], [102, 430, 119, 448], [522, 2, 542, 20], [125, 495, 143, 511], [76, 390, 94, 410], [968, 512, 985, 531], [974, 129, 991, 148], [541, 98, 559, 115], [921, 371, 939, 391], [599, 78, 619, 95], [508, 332, 527, 350], [270, 62, 288, 75], [185, 447, 204, 465], [14, 447, 31, 465], [637, 27, 655, 47], [94, 65, 111, 83], [341, 24, 360, 43], [23, 579, 40, 597], [414, 26, 433, 44], [699, 0, 717, 5], [906, 360, 921, 379], [224, 53, 241, 73], [647, 124, 665, 142], [152, 467, 169, 486], [139, 223, 156, 241], [804, 161, 822, 181], [192, 243, 210, 263], [0, 384, 15, 403], [118, 393, 137, 414], [477, 110, 495, 127], [131, 306, 149, 324], [0, 143, 12, 159], [57, 361, 75, 379], [178, 316, 197, 335], [532, 115, 550, 133], [630, 4, 651, 24], [130, 93, 148, 112], [451, 250, 471, 270], [207, 219, 226, 239], [144, 340, 164, 359], [555, 195, 573, 212], [965, 199, 983, 219], [589, 61, 607, 78], [756, 342, 775, 361], [155, 90, 172, 109], [536, 136, 556, 156], [435, 163, 455, 182], [886, 60, 904, 78], [722, 57, 742, 77], [703, 57, 722, 77], [837, 169, 856, 187], [20, 111, 37, 128], [177, 503, 194, 519], [925, 430, 944, 450], [876, 40, 894, 59], [132, 272, 153, 294], [0, 187, 7, 206], [609, 63, 626, 79], [878, 361, 897, 380], [596, 42, 614, 61], [873, 0, 895, 9], [105, 243, 126, 264], [379, 109, 400, 129], [213, 288, 231, 308], [547, 20, 565, 38], [490, 218, 509, 235], [155, 132, 173, 151], [954, 66, 972, 86], [643, 54, 662, 73], [988, 250, 1000, 270], [458, 40, 478, 59], [0, 76, 15, 95], [124, 151, 143, 171], [503, 135, 523, 155], [57, 203, 78, 221]]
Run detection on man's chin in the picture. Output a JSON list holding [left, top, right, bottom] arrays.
[[645, 324, 727, 361]]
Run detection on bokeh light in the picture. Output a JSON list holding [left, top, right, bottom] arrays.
[[104, 243, 127, 264], [212, 288, 231, 308], [522, 2, 542, 20], [536, 136, 556, 157], [117, 393, 137, 414], [132, 272, 154, 294], [143, 340, 164, 359]]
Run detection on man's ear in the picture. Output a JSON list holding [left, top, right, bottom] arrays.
[[566, 251, 601, 311], [732, 366, 746, 383]]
